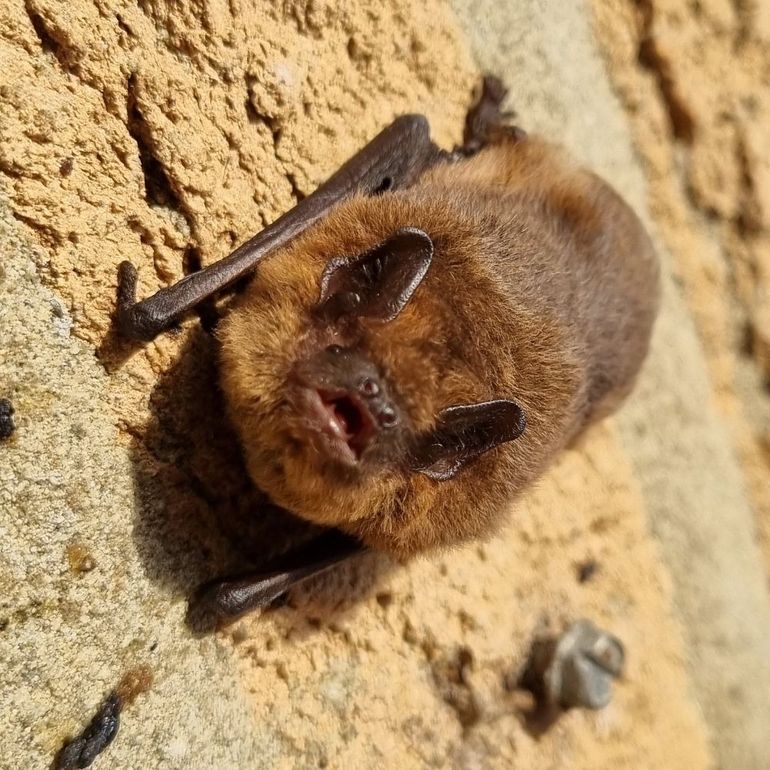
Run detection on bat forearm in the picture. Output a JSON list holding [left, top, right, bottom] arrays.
[[116, 199, 327, 341], [193, 536, 365, 621], [115, 114, 443, 341]]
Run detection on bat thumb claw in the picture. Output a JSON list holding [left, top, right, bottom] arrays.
[[117, 261, 138, 302], [115, 262, 164, 342]]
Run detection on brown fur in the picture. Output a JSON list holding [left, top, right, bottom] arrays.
[[217, 134, 659, 556]]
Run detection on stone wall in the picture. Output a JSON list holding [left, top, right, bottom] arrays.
[[2, 1, 768, 767]]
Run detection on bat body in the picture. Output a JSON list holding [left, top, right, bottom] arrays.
[[117, 78, 659, 615], [217, 137, 658, 556]]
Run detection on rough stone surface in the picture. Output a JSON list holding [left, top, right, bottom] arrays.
[[591, 0, 770, 572], [2, 0, 765, 767], [590, 2, 770, 766], [0, 207, 262, 767]]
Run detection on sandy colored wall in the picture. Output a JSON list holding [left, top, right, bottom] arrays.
[[589, 1, 770, 767], [593, 0, 770, 573], [1, 0, 767, 768]]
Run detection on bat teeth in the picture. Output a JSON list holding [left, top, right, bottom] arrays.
[[327, 415, 346, 439]]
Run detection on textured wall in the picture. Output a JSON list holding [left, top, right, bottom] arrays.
[[4, 0, 765, 767], [591, 2, 770, 767]]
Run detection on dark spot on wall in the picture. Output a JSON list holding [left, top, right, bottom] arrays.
[[0, 399, 16, 440]]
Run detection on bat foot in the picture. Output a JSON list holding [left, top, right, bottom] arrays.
[[187, 534, 365, 630], [189, 571, 293, 630], [461, 74, 527, 156]]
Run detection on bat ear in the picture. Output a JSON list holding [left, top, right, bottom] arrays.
[[411, 399, 526, 481], [318, 227, 433, 322]]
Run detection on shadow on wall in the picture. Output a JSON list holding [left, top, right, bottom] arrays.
[[100, 321, 395, 635]]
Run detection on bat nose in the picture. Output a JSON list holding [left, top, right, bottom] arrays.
[[356, 376, 399, 429], [324, 345, 399, 430], [294, 344, 402, 464]]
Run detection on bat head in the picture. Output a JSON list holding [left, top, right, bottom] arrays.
[[218, 193, 542, 555]]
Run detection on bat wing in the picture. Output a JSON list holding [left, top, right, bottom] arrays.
[[191, 531, 364, 623], [116, 115, 444, 341]]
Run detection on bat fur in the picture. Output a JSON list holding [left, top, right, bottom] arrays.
[[215, 122, 659, 557]]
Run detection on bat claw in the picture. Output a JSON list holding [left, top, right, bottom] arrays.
[[479, 74, 509, 108], [114, 261, 165, 342], [115, 261, 139, 338], [116, 261, 138, 305], [461, 74, 524, 155]]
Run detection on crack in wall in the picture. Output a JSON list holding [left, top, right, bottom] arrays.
[[126, 74, 184, 215], [24, 1, 76, 75], [635, 0, 695, 144]]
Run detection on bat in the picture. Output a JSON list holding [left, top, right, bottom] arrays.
[[116, 76, 659, 620]]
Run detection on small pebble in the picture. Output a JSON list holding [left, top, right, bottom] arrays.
[[56, 667, 152, 769], [56, 695, 122, 769], [576, 559, 599, 583], [544, 619, 624, 709], [0, 399, 15, 440]]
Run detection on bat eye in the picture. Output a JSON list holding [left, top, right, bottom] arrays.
[[358, 377, 380, 397], [374, 176, 393, 194]]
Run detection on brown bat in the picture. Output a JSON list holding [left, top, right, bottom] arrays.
[[117, 77, 659, 620]]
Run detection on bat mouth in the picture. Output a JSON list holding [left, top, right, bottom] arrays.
[[298, 387, 376, 465]]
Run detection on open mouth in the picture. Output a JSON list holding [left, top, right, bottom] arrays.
[[299, 388, 375, 464]]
